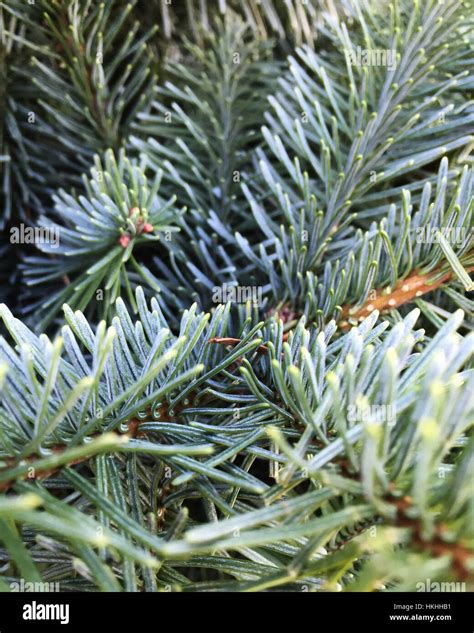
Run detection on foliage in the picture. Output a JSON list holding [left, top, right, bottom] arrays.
[[0, 0, 472, 594]]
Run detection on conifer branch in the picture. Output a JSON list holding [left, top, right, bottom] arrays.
[[340, 261, 474, 328], [1, 0, 473, 595]]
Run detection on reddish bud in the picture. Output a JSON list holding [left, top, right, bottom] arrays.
[[119, 234, 131, 248], [143, 223, 154, 233]]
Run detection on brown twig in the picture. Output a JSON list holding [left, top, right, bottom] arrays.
[[208, 337, 270, 355], [0, 400, 189, 493], [0, 422, 139, 493], [339, 264, 474, 329], [334, 486, 472, 581], [388, 493, 472, 582]]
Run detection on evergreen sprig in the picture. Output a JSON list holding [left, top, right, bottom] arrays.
[[3, 0, 158, 201], [131, 14, 277, 225], [22, 149, 183, 328], [238, 158, 473, 328]]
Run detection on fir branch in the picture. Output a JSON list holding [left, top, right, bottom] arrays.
[[21, 149, 183, 328], [131, 13, 277, 225], [5, 0, 158, 197], [239, 159, 473, 327], [340, 261, 474, 328]]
